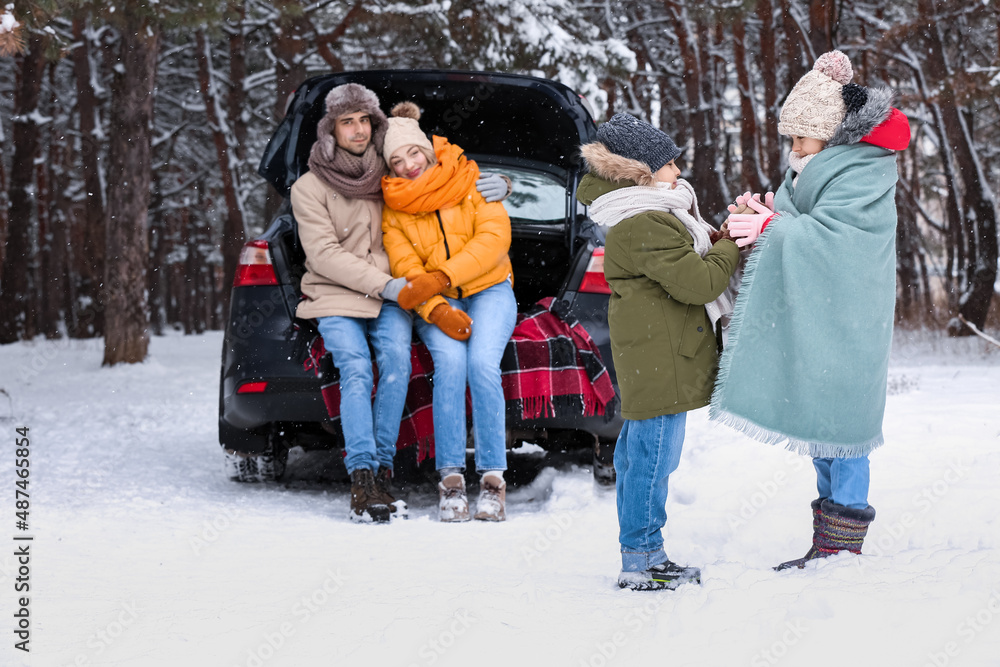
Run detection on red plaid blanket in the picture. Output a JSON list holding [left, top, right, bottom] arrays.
[[502, 297, 617, 420], [304, 297, 617, 462]]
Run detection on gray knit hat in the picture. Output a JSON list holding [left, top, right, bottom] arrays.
[[596, 113, 681, 173]]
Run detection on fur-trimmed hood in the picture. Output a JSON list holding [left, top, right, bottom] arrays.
[[827, 85, 894, 148], [579, 141, 657, 187]]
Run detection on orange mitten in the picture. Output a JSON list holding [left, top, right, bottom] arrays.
[[398, 271, 450, 310], [428, 303, 472, 341]]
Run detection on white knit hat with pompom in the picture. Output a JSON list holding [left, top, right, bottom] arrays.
[[382, 101, 435, 165], [778, 50, 854, 141]]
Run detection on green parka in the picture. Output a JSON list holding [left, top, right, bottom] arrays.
[[576, 173, 740, 420]]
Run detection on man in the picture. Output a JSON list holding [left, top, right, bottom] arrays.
[[291, 83, 508, 523]]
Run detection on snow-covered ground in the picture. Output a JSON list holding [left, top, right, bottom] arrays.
[[1, 329, 999, 667]]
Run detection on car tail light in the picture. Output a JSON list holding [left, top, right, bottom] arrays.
[[578, 248, 612, 294], [233, 240, 279, 286], [237, 381, 268, 394]]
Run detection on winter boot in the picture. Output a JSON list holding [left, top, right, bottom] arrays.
[[473, 472, 506, 521], [618, 559, 702, 591], [593, 438, 616, 487], [775, 498, 876, 571], [349, 468, 391, 524], [375, 467, 408, 519], [438, 473, 470, 522]]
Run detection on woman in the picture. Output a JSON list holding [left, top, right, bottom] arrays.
[[380, 102, 516, 523]]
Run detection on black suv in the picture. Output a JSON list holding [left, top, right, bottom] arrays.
[[220, 70, 621, 483]]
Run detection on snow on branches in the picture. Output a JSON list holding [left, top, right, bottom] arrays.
[[0, 6, 25, 56]]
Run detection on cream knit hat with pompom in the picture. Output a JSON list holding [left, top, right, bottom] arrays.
[[382, 101, 435, 165], [778, 50, 854, 141]]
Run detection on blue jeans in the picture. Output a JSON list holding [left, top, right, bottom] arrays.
[[414, 281, 517, 473], [813, 456, 870, 509], [317, 303, 413, 474], [614, 413, 686, 572]]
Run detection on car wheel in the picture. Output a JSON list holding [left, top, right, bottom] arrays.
[[593, 437, 616, 487], [222, 431, 288, 483]]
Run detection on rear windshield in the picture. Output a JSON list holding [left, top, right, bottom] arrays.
[[480, 167, 566, 225]]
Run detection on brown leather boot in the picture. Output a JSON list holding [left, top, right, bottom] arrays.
[[374, 466, 408, 519], [349, 468, 391, 524]]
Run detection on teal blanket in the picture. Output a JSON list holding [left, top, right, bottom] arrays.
[[710, 143, 898, 457]]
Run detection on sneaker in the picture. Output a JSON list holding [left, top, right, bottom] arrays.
[[438, 473, 470, 522], [617, 560, 701, 591], [473, 473, 506, 521], [374, 467, 408, 519], [349, 468, 391, 524]]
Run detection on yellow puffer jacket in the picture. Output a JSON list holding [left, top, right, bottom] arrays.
[[381, 140, 513, 323]]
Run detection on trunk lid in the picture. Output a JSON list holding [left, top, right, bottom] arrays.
[[258, 70, 597, 199]]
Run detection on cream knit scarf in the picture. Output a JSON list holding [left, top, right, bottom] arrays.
[[788, 150, 818, 188], [589, 178, 742, 332]]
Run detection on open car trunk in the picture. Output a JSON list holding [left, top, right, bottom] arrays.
[[257, 70, 601, 315]]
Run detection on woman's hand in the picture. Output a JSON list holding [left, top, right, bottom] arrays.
[[428, 303, 472, 341], [398, 271, 450, 310], [728, 192, 776, 248]]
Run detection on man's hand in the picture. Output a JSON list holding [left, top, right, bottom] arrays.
[[379, 276, 409, 302], [476, 173, 510, 203], [428, 303, 472, 341], [398, 271, 450, 310]]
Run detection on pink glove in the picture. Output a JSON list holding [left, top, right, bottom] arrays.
[[728, 193, 775, 248], [727, 191, 774, 214]]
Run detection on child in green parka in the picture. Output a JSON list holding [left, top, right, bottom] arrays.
[[576, 113, 742, 590]]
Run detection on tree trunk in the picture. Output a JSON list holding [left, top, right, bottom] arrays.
[[196, 30, 245, 314], [0, 32, 48, 343], [664, 1, 726, 216], [809, 0, 836, 56], [35, 126, 61, 339], [918, 1, 998, 334], [757, 0, 781, 189], [103, 16, 159, 365], [71, 13, 106, 338], [733, 19, 763, 197], [0, 106, 8, 278], [781, 0, 808, 85], [263, 5, 311, 224]]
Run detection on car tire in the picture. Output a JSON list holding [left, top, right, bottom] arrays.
[[593, 437, 616, 487], [222, 430, 289, 483]]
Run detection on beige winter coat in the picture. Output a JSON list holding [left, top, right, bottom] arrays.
[[291, 171, 393, 319]]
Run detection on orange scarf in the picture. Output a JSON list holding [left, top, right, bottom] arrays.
[[382, 136, 480, 214]]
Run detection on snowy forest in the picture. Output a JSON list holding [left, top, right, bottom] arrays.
[[0, 0, 997, 364]]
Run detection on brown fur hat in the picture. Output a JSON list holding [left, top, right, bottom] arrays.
[[314, 83, 388, 155]]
